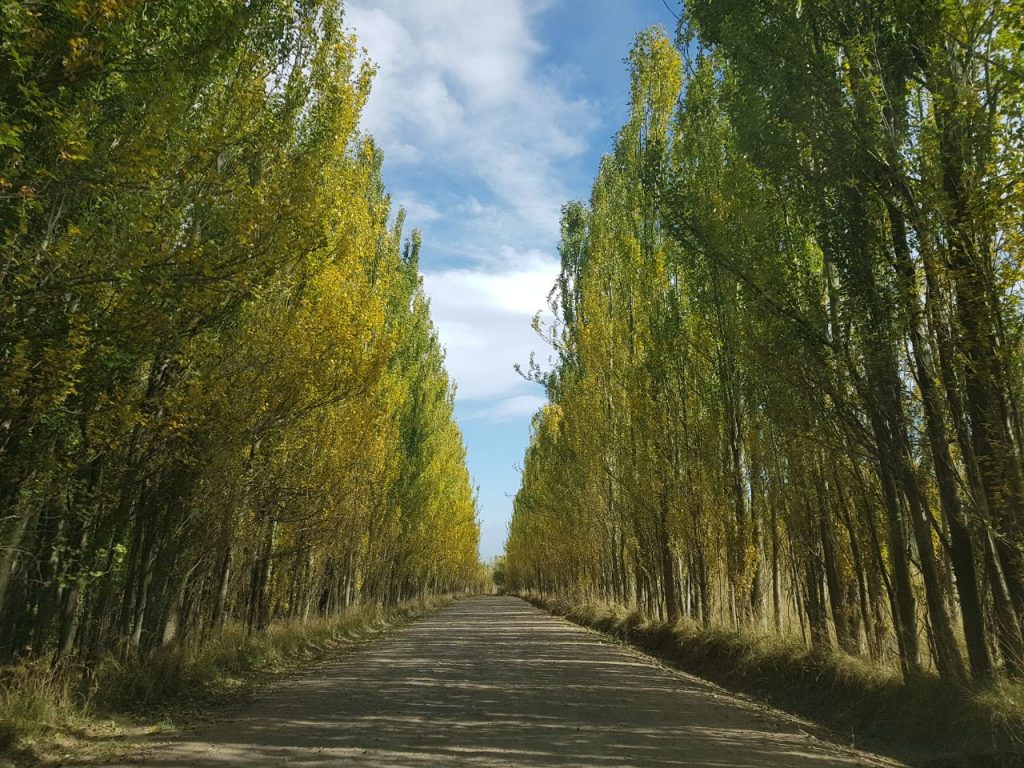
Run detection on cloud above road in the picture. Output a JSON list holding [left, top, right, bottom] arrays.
[[347, 0, 593, 248], [347, 0, 588, 419], [422, 255, 556, 404]]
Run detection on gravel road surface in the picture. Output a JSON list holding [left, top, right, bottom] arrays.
[[112, 596, 900, 767]]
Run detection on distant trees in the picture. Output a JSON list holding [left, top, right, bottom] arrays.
[[506, 3, 1024, 686], [0, 0, 479, 661]]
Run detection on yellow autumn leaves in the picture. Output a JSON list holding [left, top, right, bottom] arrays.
[[0, 0, 478, 659]]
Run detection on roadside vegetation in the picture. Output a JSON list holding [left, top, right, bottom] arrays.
[[524, 593, 1023, 766], [506, 1, 1024, 763], [0, 0, 482, 763], [0, 597, 454, 766]]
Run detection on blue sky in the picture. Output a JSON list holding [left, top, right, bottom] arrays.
[[346, 0, 678, 559]]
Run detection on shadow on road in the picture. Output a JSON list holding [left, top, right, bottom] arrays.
[[114, 597, 891, 767]]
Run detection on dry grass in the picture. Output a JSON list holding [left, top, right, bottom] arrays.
[[0, 660, 82, 755], [0, 596, 453, 766], [522, 592, 1024, 767]]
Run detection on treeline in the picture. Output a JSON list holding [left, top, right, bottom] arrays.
[[0, 0, 480, 662], [506, 2, 1024, 687]]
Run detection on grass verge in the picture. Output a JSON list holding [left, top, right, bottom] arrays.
[[520, 592, 1024, 768], [0, 595, 454, 767]]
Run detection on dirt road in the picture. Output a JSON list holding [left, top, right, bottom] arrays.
[[114, 596, 898, 767]]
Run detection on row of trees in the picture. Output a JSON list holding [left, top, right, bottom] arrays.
[[0, 0, 480, 662], [506, 1, 1024, 686]]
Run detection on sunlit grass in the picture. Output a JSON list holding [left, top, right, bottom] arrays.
[[0, 660, 82, 753]]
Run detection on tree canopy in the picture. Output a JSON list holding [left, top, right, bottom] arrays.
[[506, 3, 1024, 685], [0, 0, 480, 660]]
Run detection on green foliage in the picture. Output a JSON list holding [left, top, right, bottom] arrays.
[[0, 0, 479, 681], [507, 6, 1024, 701]]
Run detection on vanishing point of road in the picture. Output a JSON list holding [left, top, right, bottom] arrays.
[[114, 596, 899, 767]]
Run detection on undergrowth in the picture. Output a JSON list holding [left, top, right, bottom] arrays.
[[0, 661, 81, 755], [522, 592, 1024, 768], [0, 596, 452, 765]]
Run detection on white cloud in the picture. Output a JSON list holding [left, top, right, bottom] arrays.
[[466, 394, 548, 424], [423, 256, 559, 401], [346, 0, 596, 249], [395, 191, 442, 224], [346, 3, 580, 553], [386, 142, 424, 164]]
